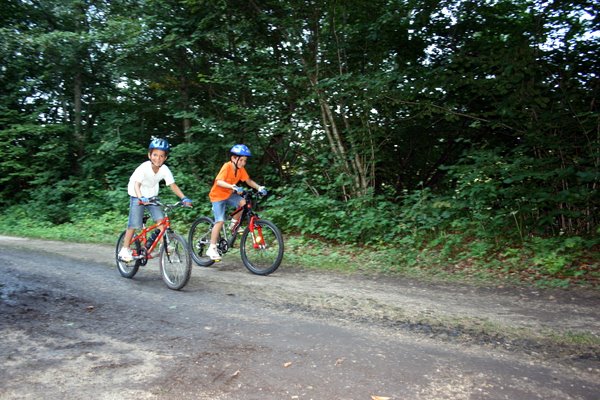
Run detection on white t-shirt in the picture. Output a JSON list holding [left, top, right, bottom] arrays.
[[127, 161, 175, 198]]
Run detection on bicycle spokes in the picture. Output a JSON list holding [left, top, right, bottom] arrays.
[[240, 219, 284, 275], [188, 216, 216, 267], [159, 232, 192, 290]]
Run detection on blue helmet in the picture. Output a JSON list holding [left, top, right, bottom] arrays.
[[149, 138, 170, 152], [230, 144, 252, 157]]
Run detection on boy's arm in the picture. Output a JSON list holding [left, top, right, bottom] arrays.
[[246, 178, 267, 196], [245, 179, 267, 195], [133, 182, 144, 198], [134, 182, 151, 204], [245, 178, 261, 191], [168, 183, 192, 206], [216, 179, 238, 191]]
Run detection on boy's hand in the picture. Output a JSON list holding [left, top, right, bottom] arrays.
[[139, 197, 149, 205], [232, 185, 242, 194], [258, 186, 268, 196], [182, 197, 193, 207]]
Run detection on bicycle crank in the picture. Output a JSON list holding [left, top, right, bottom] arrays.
[[218, 238, 229, 254]]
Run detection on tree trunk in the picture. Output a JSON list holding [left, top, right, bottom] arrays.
[[73, 71, 84, 161]]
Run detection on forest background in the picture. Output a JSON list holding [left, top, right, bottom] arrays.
[[0, 0, 598, 288]]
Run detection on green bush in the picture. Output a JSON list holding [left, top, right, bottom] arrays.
[[266, 187, 400, 245]]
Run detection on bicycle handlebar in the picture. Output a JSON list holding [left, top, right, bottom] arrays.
[[138, 197, 191, 210], [238, 189, 272, 211], [240, 189, 269, 200]]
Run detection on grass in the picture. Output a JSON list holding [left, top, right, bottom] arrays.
[[432, 315, 600, 353], [0, 213, 122, 244], [0, 211, 598, 289]]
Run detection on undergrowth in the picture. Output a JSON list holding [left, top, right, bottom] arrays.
[[1, 204, 597, 289]]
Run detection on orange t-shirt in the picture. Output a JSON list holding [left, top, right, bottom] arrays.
[[209, 161, 250, 202]]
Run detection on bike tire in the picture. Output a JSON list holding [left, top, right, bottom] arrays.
[[159, 231, 192, 290], [115, 230, 141, 278], [240, 219, 284, 275], [188, 216, 216, 267]]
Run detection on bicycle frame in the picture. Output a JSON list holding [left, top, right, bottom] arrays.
[[222, 193, 265, 250], [129, 198, 183, 263], [131, 215, 170, 261]]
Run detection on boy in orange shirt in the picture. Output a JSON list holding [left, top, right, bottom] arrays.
[[206, 144, 267, 260]]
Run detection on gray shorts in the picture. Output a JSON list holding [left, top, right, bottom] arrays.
[[127, 196, 164, 229], [211, 193, 243, 222]]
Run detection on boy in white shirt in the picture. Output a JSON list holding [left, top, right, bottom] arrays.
[[118, 138, 192, 262]]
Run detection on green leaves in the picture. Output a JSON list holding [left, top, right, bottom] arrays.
[[0, 0, 598, 285]]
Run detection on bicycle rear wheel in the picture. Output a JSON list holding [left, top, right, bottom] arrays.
[[240, 219, 284, 275], [115, 230, 141, 278], [159, 231, 192, 290], [188, 216, 216, 267]]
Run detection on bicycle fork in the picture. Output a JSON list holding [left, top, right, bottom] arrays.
[[157, 229, 176, 262], [248, 219, 266, 249]]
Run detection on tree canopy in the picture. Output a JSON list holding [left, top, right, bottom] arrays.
[[1, 0, 598, 252]]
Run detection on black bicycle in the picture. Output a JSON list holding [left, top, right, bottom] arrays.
[[188, 190, 284, 275]]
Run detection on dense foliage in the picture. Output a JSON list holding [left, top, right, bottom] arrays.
[[1, 0, 598, 285]]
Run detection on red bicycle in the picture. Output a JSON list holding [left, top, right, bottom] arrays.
[[115, 197, 192, 290], [188, 190, 284, 275]]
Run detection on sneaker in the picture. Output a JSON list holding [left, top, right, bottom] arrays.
[[206, 245, 221, 261], [118, 247, 133, 262]]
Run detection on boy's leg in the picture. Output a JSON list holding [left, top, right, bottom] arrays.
[[210, 221, 224, 244], [123, 197, 142, 247], [207, 222, 223, 260], [228, 197, 247, 230], [148, 205, 166, 234], [207, 194, 244, 260], [207, 200, 228, 260], [210, 199, 229, 245], [231, 195, 245, 221], [119, 228, 136, 261], [230, 209, 243, 222], [120, 197, 144, 261], [122, 228, 136, 248]]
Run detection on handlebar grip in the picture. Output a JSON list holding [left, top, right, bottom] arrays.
[[139, 197, 161, 206]]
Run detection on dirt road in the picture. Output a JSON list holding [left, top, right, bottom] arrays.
[[0, 236, 598, 399]]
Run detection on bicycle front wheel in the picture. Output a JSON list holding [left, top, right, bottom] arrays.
[[159, 231, 192, 290], [240, 219, 284, 275], [188, 216, 216, 267], [115, 230, 141, 278]]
